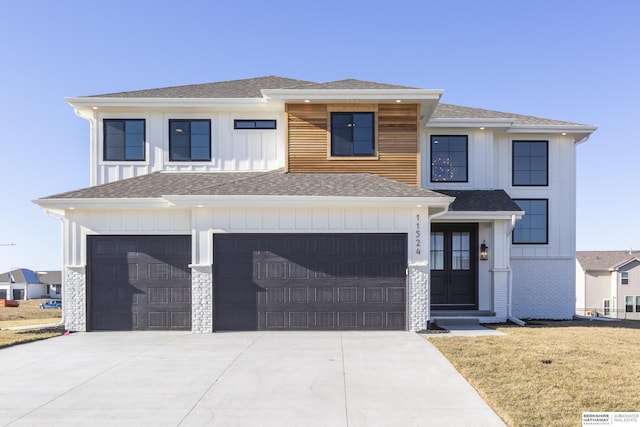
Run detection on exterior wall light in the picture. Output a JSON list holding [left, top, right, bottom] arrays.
[[480, 240, 489, 261]]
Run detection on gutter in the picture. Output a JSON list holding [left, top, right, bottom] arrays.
[[506, 214, 526, 326], [44, 209, 66, 330]]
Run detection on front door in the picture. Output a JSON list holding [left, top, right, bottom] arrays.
[[430, 224, 477, 310]]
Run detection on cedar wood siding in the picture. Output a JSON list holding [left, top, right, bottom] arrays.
[[285, 103, 420, 186]]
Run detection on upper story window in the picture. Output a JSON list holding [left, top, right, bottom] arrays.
[[330, 112, 375, 156], [234, 119, 277, 129], [103, 119, 145, 161], [513, 140, 548, 186], [169, 120, 211, 162], [513, 199, 548, 244], [621, 271, 629, 285], [431, 135, 468, 182]]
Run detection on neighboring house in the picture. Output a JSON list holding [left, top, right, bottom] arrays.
[[576, 251, 640, 319], [34, 76, 596, 332], [36, 271, 62, 299], [0, 269, 47, 300]]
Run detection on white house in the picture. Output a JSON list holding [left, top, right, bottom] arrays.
[[34, 76, 596, 332], [0, 268, 47, 300], [576, 251, 640, 319]]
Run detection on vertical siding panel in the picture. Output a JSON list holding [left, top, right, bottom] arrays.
[[286, 103, 419, 185]]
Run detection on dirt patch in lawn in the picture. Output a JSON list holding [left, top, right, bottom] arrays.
[[0, 299, 64, 348], [428, 319, 640, 427]]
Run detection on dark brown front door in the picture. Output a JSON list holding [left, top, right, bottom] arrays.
[[214, 234, 407, 331], [430, 224, 477, 310]]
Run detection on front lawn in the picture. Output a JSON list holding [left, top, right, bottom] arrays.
[[428, 320, 640, 427], [0, 299, 64, 348]]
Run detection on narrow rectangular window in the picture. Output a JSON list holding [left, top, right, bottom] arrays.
[[330, 112, 375, 156], [104, 119, 145, 161], [636, 296, 640, 313], [513, 140, 548, 186], [431, 135, 468, 182], [169, 119, 211, 161], [603, 299, 611, 315], [234, 119, 277, 129], [451, 232, 470, 270], [513, 199, 548, 244], [430, 232, 444, 270], [621, 271, 629, 285], [626, 296, 634, 313]]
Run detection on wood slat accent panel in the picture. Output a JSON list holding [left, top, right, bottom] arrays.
[[286, 103, 419, 186]]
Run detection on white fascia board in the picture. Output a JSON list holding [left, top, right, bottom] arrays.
[[261, 88, 444, 102], [506, 125, 598, 134], [66, 97, 280, 113], [33, 198, 170, 210], [427, 118, 515, 128], [438, 210, 524, 221], [164, 194, 454, 208]]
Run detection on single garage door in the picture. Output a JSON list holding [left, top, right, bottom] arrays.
[[214, 234, 407, 331], [88, 235, 192, 331]]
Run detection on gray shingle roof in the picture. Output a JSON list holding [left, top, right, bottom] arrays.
[[90, 76, 316, 98], [576, 251, 640, 271], [88, 76, 414, 99], [434, 190, 522, 212], [0, 269, 40, 284], [82, 76, 593, 128], [433, 103, 592, 127], [282, 79, 418, 90], [36, 271, 62, 285], [41, 170, 448, 199]]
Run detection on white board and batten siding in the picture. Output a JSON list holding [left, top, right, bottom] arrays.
[[92, 110, 285, 186]]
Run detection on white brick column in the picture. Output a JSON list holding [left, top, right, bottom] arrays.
[[190, 265, 213, 333], [408, 264, 429, 331], [64, 265, 86, 332], [489, 268, 509, 323]]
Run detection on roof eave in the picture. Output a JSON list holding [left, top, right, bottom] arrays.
[[66, 97, 278, 113], [33, 198, 171, 210], [427, 118, 515, 129], [164, 194, 454, 208], [437, 210, 524, 221]]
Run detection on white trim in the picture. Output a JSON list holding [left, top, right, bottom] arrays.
[[34, 195, 454, 210], [435, 210, 524, 221]]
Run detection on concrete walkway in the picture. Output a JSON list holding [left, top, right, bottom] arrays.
[[0, 331, 505, 426]]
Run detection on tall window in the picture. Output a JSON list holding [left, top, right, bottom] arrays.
[[603, 299, 611, 316], [430, 232, 444, 270], [431, 135, 468, 182], [621, 271, 629, 285], [513, 199, 548, 244], [104, 119, 145, 161], [169, 120, 211, 161], [513, 140, 548, 186], [626, 296, 634, 313], [330, 112, 375, 156]]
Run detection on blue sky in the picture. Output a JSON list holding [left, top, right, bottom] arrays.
[[0, 0, 638, 272]]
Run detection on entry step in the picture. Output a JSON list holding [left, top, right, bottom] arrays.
[[433, 318, 480, 327]]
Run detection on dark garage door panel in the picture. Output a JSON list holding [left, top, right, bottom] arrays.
[[88, 236, 192, 331], [214, 234, 407, 331]]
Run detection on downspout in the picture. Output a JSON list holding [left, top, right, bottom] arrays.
[[44, 209, 66, 329], [507, 214, 526, 326]]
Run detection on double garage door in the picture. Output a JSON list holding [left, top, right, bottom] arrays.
[[88, 234, 407, 331]]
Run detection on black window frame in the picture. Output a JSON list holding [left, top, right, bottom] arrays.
[[430, 135, 469, 183], [512, 199, 549, 245], [234, 119, 277, 130], [330, 112, 376, 157], [169, 119, 211, 162], [512, 140, 548, 186], [103, 119, 146, 161]]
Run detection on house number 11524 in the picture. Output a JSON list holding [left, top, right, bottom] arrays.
[[415, 214, 421, 255]]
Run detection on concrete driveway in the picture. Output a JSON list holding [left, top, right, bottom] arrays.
[[0, 331, 504, 426]]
